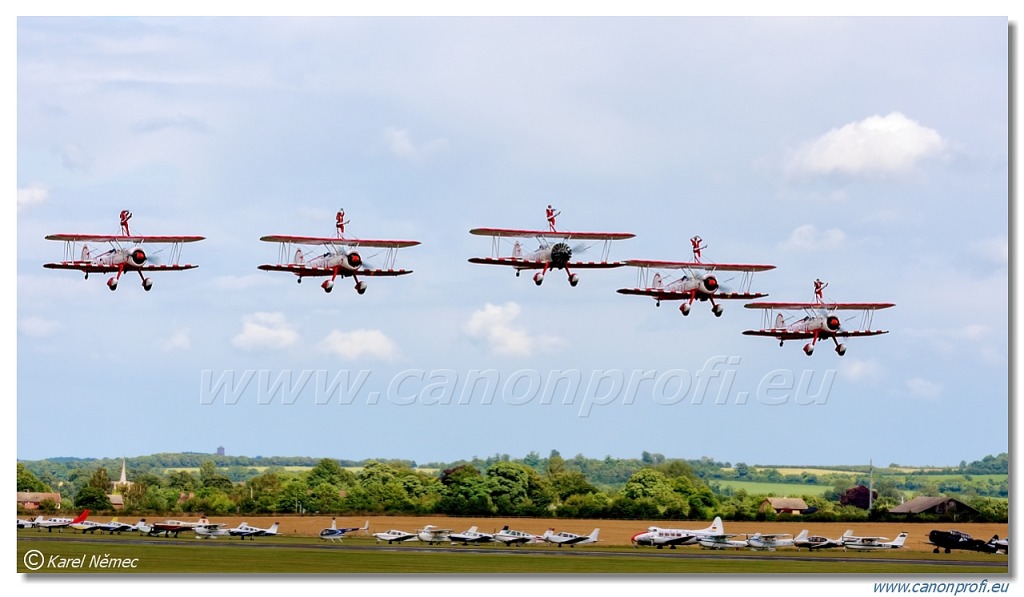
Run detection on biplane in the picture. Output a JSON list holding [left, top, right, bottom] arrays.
[[468, 210, 634, 287], [742, 281, 894, 356], [617, 244, 775, 317], [43, 212, 204, 291], [257, 215, 420, 294]]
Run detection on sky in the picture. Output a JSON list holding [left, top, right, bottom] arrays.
[[12, 11, 1012, 472]]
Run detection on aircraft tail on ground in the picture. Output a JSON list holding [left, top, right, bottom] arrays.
[[266, 522, 280, 535], [892, 532, 908, 547], [588, 528, 600, 542], [795, 530, 809, 541], [70, 510, 90, 524]]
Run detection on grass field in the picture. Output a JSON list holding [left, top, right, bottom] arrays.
[[711, 479, 832, 496]]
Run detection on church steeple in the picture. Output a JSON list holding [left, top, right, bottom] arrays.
[[119, 458, 128, 484]]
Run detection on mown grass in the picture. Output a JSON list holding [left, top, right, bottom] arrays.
[[16, 535, 1006, 575]]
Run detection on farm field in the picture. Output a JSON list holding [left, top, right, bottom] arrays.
[[710, 479, 832, 496]]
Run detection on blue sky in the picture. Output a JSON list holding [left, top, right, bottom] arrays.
[[14, 13, 1011, 470]]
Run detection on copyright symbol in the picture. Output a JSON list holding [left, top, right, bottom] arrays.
[[23, 549, 44, 571]]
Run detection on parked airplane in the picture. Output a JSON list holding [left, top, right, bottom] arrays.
[[993, 537, 1009, 554], [698, 533, 749, 550], [746, 530, 804, 551], [373, 529, 418, 544], [194, 520, 231, 539], [541, 527, 600, 547], [17, 516, 42, 529], [843, 531, 909, 550], [926, 530, 1004, 554], [493, 525, 544, 546], [319, 518, 369, 542], [146, 517, 205, 537], [35, 510, 89, 532], [416, 525, 453, 545], [228, 521, 280, 540], [793, 530, 851, 551], [449, 526, 495, 545], [631, 517, 725, 549]]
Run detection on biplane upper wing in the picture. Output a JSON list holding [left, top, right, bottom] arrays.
[[469, 228, 635, 241], [46, 234, 205, 243], [259, 235, 420, 248], [744, 302, 895, 311], [623, 259, 775, 272], [468, 257, 625, 269], [617, 287, 768, 300]]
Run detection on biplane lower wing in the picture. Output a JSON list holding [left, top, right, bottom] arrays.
[[742, 329, 889, 340], [43, 262, 198, 273], [468, 257, 624, 269], [617, 288, 768, 300], [257, 264, 411, 276]]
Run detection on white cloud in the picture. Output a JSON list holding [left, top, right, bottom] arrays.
[[17, 184, 49, 211], [232, 312, 298, 350], [465, 302, 563, 357], [788, 112, 944, 176], [383, 126, 449, 160], [906, 377, 942, 399], [18, 317, 60, 338], [780, 224, 846, 251], [159, 329, 192, 352], [840, 358, 882, 382], [320, 329, 398, 360]]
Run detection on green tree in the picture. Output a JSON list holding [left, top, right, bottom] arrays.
[[87, 468, 112, 491], [307, 459, 354, 489], [17, 463, 49, 492], [75, 486, 113, 511]]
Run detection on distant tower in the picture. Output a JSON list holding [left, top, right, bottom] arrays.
[[217, 446, 225, 456], [112, 457, 133, 493]]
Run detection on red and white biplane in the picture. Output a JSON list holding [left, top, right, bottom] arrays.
[[257, 214, 420, 295], [617, 237, 775, 317], [468, 209, 634, 287], [742, 280, 894, 356], [43, 211, 204, 292]]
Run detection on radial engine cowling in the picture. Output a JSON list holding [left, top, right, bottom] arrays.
[[346, 252, 362, 269], [825, 314, 841, 332], [700, 274, 719, 294], [550, 243, 572, 267], [127, 248, 147, 267]]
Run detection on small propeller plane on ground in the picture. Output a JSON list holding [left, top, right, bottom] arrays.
[[43, 211, 204, 291], [617, 238, 775, 317], [258, 214, 419, 295], [449, 526, 495, 545], [416, 525, 453, 545], [793, 530, 851, 551], [698, 533, 749, 550], [631, 517, 725, 549], [926, 530, 1005, 554], [228, 521, 280, 540], [743, 280, 894, 356], [145, 517, 205, 538], [842, 531, 909, 550], [34, 510, 90, 532], [469, 209, 634, 287], [193, 519, 230, 539], [746, 530, 804, 551], [319, 518, 369, 542], [17, 516, 41, 529], [373, 528, 418, 544], [493, 525, 544, 546], [541, 527, 600, 547]]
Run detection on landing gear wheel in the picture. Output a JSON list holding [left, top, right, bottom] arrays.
[[835, 343, 847, 356], [356, 281, 368, 295], [142, 278, 153, 292], [680, 303, 691, 316], [322, 280, 334, 293], [712, 304, 724, 317], [533, 273, 544, 286], [568, 273, 579, 287], [803, 343, 814, 356], [107, 277, 118, 291]]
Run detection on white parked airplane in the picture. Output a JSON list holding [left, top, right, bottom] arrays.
[[17, 516, 41, 529], [193, 519, 231, 539], [450, 526, 495, 545], [631, 517, 725, 549], [374, 529, 418, 544], [35, 510, 89, 532], [698, 532, 749, 550], [843, 531, 909, 550], [493, 525, 544, 546], [541, 527, 600, 547], [746, 530, 805, 551], [416, 525, 453, 545], [228, 521, 280, 540], [319, 519, 369, 542]]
